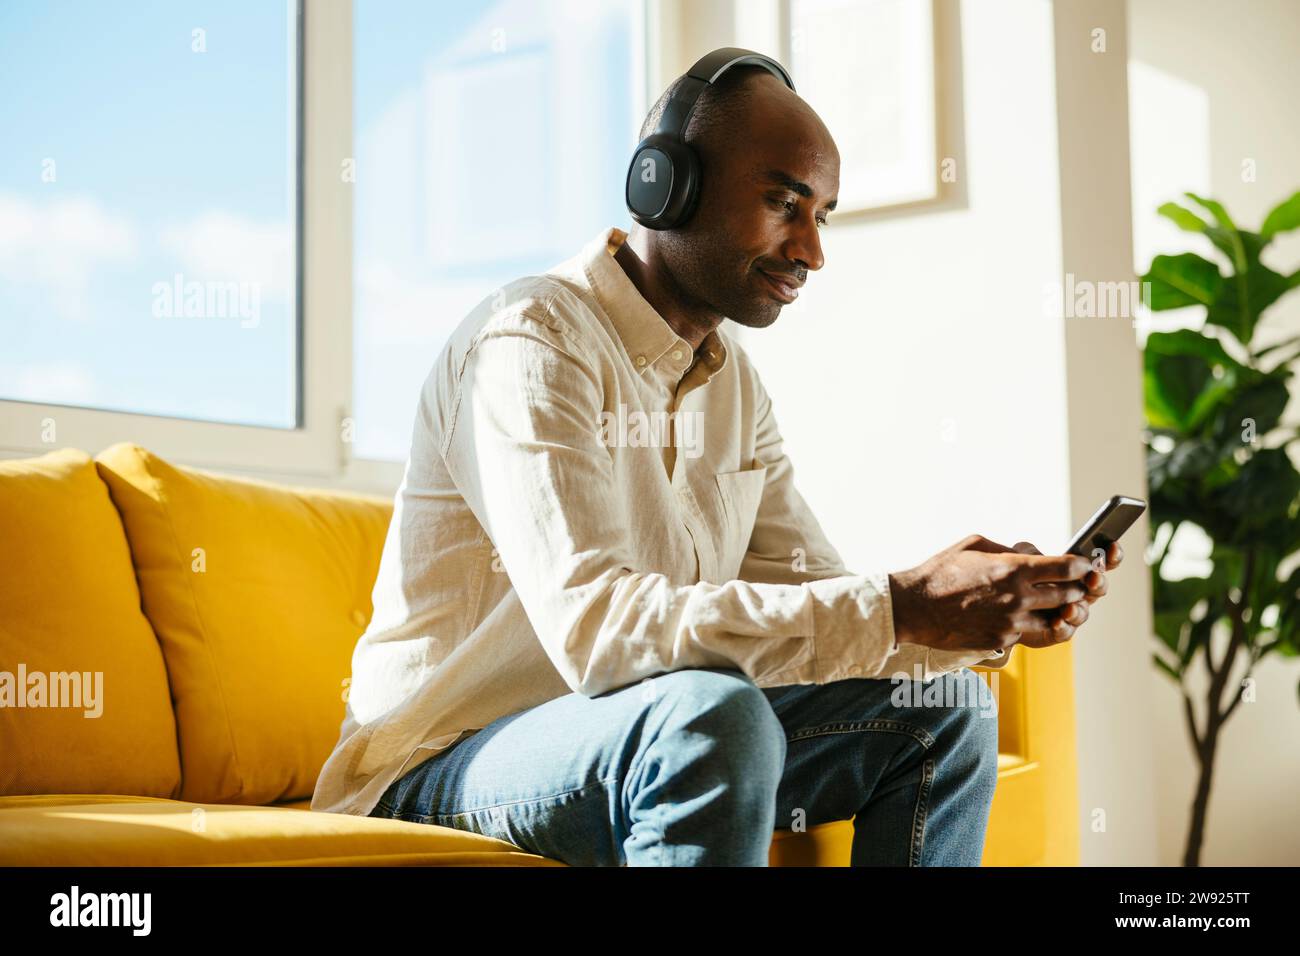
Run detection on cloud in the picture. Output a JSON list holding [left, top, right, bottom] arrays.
[[1, 360, 97, 406], [0, 193, 138, 320], [159, 211, 292, 301]]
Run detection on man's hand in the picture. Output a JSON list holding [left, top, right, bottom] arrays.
[[1009, 539, 1123, 647], [887, 534, 1100, 657]]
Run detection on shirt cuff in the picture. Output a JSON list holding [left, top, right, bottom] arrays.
[[805, 570, 901, 683]]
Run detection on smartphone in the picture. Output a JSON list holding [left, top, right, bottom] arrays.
[[1065, 495, 1147, 563]]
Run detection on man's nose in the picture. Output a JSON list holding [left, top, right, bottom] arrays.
[[783, 211, 824, 273]]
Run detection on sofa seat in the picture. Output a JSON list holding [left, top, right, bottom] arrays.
[[0, 795, 563, 867]]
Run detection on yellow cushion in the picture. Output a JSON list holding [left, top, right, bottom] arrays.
[[0, 795, 563, 866], [0, 449, 180, 798], [94, 443, 393, 805]]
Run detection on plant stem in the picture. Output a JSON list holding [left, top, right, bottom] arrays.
[[1182, 547, 1254, 866]]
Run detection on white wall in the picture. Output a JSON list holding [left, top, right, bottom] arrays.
[[1128, 0, 1300, 866]]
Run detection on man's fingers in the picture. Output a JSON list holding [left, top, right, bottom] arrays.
[[1013, 541, 1043, 555], [1107, 541, 1124, 570], [963, 535, 1016, 553], [1016, 630, 1074, 648], [1060, 601, 1089, 626], [1021, 582, 1089, 609], [1013, 613, 1079, 647], [1019, 552, 1093, 583]]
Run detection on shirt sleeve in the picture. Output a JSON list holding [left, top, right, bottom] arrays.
[[440, 308, 921, 695], [736, 368, 1012, 677]]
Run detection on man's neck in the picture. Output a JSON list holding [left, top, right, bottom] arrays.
[[614, 230, 721, 352]]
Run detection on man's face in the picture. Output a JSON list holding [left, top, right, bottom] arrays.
[[657, 81, 840, 329]]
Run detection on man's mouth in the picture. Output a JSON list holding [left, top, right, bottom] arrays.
[[756, 269, 801, 303]]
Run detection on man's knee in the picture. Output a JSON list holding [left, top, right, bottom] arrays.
[[645, 667, 787, 771], [943, 669, 1000, 769]]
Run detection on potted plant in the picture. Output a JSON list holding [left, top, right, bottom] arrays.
[[1140, 190, 1300, 866]]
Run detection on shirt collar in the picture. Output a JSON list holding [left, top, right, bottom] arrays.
[[579, 226, 727, 385]]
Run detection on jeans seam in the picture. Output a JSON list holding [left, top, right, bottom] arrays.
[[783, 719, 940, 866], [910, 757, 935, 866], [389, 775, 619, 825], [786, 718, 936, 750]]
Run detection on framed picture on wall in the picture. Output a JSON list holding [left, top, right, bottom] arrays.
[[783, 0, 939, 214]]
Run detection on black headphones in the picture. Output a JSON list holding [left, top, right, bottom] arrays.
[[625, 47, 796, 231]]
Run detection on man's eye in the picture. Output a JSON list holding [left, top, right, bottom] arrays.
[[772, 196, 827, 227]]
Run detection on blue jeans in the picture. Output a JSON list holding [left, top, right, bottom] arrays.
[[369, 666, 1000, 866]]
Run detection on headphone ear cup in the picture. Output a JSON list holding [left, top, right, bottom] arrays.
[[626, 136, 699, 230], [664, 144, 702, 228]]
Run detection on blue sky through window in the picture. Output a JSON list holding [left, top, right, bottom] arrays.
[[0, 0, 296, 427]]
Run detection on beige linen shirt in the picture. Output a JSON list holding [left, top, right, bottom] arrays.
[[312, 225, 1009, 817]]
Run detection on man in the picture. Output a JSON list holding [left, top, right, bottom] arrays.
[[312, 54, 1121, 866]]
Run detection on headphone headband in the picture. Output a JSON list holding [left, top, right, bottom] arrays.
[[625, 47, 796, 231], [653, 48, 797, 144]]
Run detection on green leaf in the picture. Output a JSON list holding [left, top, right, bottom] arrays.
[[1148, 441, 1219, 492], [1144, 328, 1244, 367], [1141, 253, 1223, 310], [1158, 201, 1213, 234], [1200, 454, 1241, 492], [1143, 330, 1246, 433], [1212, 447, 1300, 542], [1165, 194, 1267, 271], [1186, 192, 1248, 271], [1203, 259, 1292, 345], [1184, 193, 1238, 231], [1207, 376, 1292, 447], [1250, 500, 1300, 556], [1153, 569, 1222, 613], [1153, 611, 1184, 656], [1247, 547, 1283, 611], [1260, 191, 1300, 239]]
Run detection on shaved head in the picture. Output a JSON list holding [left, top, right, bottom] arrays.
[[638, 63, 774, 152]]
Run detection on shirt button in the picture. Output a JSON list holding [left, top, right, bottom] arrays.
[[350, 608, 368, 628], [671, 349, 683, 361], [635, 355, 647, 367]]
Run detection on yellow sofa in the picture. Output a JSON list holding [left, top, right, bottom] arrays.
[[0, 444, 1079, 866]]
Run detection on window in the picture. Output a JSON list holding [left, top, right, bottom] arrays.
[[0, 0, 298, 428], [351, 0, 645, 461], [1, 0, 654, 483]]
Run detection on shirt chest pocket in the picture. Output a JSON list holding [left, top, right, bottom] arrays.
[[711, 465, 768, 582]]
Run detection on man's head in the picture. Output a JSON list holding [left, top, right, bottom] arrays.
[[634, 64, 840, 330]]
